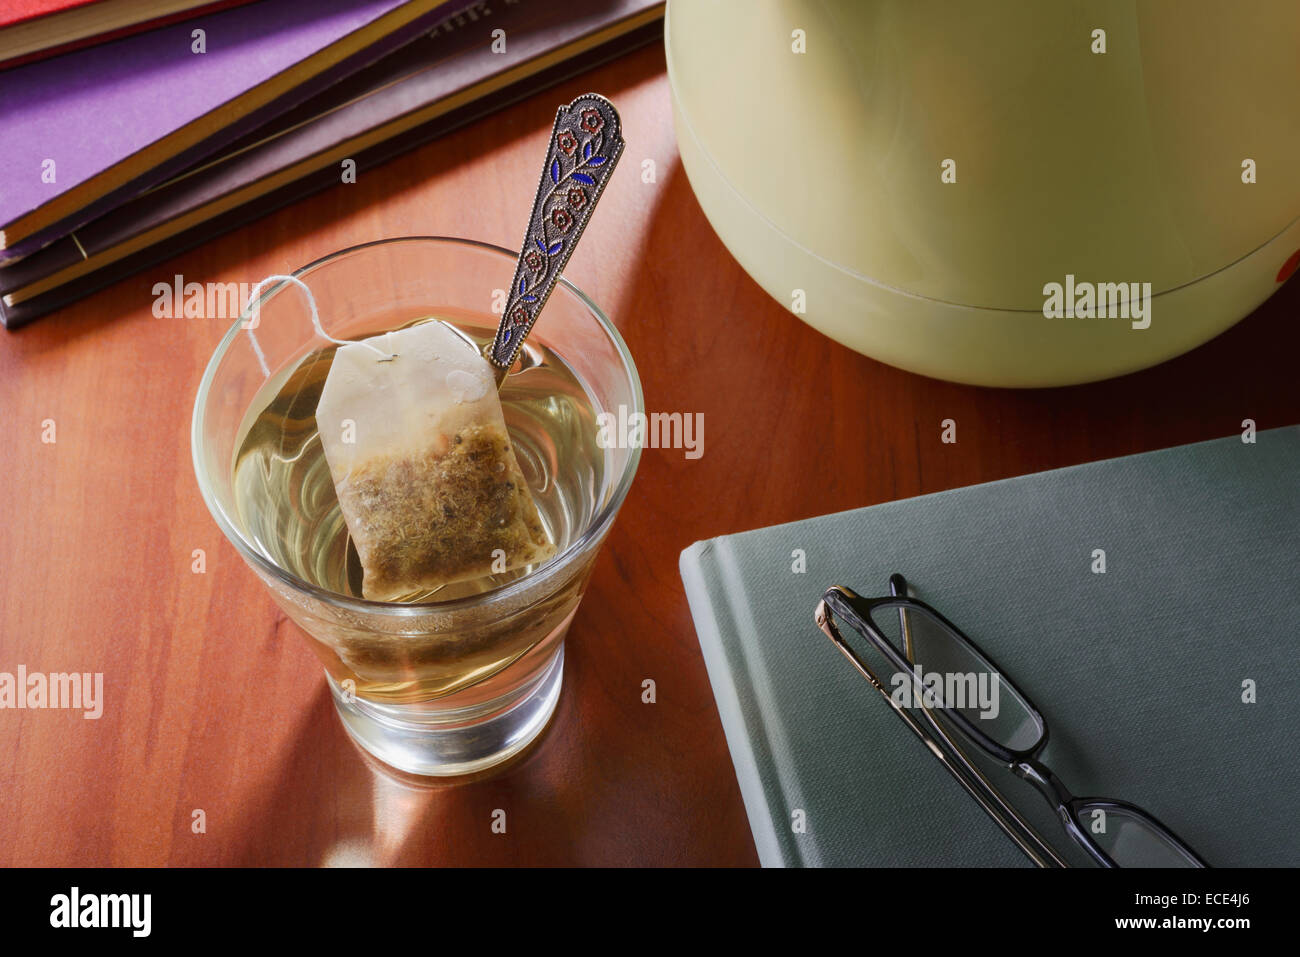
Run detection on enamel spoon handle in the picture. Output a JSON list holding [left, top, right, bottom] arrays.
[[486, 93, 625, 384]]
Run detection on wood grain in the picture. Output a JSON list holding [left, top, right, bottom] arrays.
[[0, 43, 1296, 866]]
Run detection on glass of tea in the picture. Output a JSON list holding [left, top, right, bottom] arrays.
[[192, 237, 642, 775]]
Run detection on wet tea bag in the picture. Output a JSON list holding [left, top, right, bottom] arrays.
[[315, 320, 555, 601]]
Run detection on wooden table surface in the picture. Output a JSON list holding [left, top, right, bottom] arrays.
[[1, 42, 1297, 867]]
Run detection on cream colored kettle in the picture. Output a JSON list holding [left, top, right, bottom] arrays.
[[666, 0, 1300, 386]]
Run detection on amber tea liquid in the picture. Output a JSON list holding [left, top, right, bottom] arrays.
[[231, 316, 606, 704]]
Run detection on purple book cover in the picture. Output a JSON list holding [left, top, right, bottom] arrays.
[[0, 0, 468, 260]]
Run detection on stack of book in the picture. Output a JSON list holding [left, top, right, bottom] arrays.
[[0, 0, 664, 329]]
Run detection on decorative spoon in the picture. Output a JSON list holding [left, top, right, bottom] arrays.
[[486, 93, 625, 386]]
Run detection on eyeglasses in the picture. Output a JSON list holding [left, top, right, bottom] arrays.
[[815, 574, 1208, 868]]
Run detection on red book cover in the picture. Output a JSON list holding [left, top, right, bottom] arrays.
[[0, 0, 100, 27], [0, 0, 258, 71]]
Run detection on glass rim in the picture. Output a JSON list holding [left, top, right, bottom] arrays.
[[191, 235, 644, 617]]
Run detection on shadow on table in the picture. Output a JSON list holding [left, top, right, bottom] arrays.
[[227, 664, 570, 868]]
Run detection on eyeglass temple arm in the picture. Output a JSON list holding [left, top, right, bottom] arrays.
[[888, 573, 912, 657], [880, 577, 1069, 866], [816, 597, 1062, 869]]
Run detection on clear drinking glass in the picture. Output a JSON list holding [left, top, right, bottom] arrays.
[[192, 237, 642, 776]]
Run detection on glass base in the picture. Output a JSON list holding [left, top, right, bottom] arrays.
[[328, 645, 564, 777]]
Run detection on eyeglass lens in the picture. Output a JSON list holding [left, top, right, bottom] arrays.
[[1072, 803, 1202, 867], [868, 602, 1045, 754]]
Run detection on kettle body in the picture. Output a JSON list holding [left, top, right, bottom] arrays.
[[666, 0, 1300, 386]]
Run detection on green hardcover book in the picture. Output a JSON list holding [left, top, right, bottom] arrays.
[[680, 428, 1299, 867]]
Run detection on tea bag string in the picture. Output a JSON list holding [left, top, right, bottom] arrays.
[[244, 274, 397, 377]]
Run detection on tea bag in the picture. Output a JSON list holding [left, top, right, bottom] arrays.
[[315, 320, 555, 602]]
